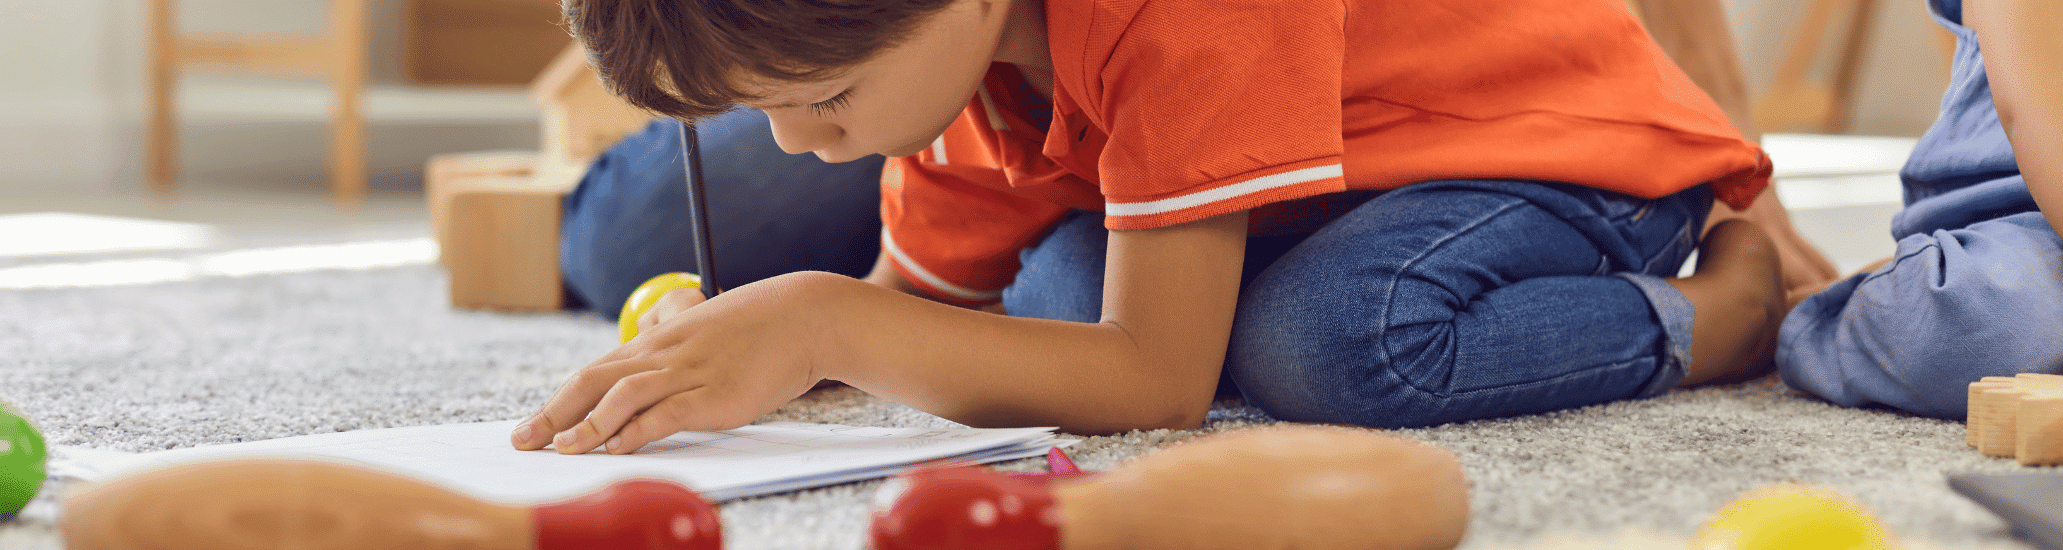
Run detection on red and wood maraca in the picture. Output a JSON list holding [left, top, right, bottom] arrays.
[[872, 425, 1471, 550], [60, 459, 721, 550]]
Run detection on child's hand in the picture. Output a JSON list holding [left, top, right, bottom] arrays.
[[511, 273, 840, 455], [637, 287, 705, 335]]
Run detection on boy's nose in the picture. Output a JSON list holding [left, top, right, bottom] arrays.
[[765, 112, 841, 155]]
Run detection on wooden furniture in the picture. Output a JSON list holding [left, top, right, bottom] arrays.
[[427, 43, 652, 311], [1968, 374, 2063, 466], [1752, 0, 1883, 134], [149, 0, 566, 209], [149, 0, 371, 206], [1751, 0, 1964, 134], [404, 0, 568, 85]]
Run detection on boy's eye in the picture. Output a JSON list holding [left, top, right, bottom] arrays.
[[808, 90, 853, 117]]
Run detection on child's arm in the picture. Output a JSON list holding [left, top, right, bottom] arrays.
[[861, 249, 931, 297], [513, 211, 1248, 452], [1967, 0, 2063, 233], [637, 249, 976, 336]]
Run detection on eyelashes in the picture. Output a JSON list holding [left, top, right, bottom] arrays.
[[808, 89, 854, 117]]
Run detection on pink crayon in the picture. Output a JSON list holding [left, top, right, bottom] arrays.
[[62, 459, 720, 550]]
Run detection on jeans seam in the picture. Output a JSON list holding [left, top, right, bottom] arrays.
[[1381, 196, 1531, 397], [1639, 221, 1696, 275]]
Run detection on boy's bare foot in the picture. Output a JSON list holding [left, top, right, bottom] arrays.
[[1669, 220, 1786, 387]]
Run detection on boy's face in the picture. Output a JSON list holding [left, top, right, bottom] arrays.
[[743, 0, 1011, 163]]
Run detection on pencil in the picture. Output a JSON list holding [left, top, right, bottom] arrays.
[[678, 119, 719, 299]]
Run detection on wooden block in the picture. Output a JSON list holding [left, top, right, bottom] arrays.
[[1977, 386, 2029, 458], [1970, 378, 2017, 448], [439, 179, 571, 311], [425, 151, 537, 262], [2019, 397, 2063, 466], [1966, 375, 2063, 464]]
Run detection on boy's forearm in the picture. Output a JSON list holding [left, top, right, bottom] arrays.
[[1967, 0, 2063, 233], [824, 213, 1248, 434], [815, 275, 1214, 433]]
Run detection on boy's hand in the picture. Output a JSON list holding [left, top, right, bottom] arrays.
[[511, 272, 840, 455], [637, 287, 706, 334]]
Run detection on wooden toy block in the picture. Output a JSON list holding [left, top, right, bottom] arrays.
[[426, 151, 538, 267], [428, 42, 653, 311], [2020, 396, 2063, 466], [1966, 374, 2063, 465], [433, 171, 570, 311]]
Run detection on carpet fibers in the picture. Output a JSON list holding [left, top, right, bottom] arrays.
[[0, 265, 2044, 549]]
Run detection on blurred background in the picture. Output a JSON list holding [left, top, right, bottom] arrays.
[[0, 0, 1945, 293]]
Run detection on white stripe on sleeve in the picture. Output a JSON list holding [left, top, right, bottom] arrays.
[[881, 228, 1003, 302], [1104, 164, 1344, 218]]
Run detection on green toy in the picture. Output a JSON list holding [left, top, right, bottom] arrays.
[[0, 400, 47, 521]]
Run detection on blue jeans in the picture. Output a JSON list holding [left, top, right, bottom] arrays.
[[1006, 180, 1711, 428], [1778, 211, 2063, 420], [560, 112, 884, 314], [1774, 0, 2063, 420]]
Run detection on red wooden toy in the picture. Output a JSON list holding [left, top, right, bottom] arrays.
[[61, 459, 720, 550], [871, 425, 1471, 550]]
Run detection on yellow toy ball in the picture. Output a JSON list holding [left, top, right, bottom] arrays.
[[1690, 483, 1899, 550], [617, 272, 702, 343]]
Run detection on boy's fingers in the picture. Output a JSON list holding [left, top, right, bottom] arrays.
[[611, 390, 737, 454], [641, 288, 705, 333], [552, 371, 699, 454], [511, 359, 652, 450], [637, 304, 663, 334]]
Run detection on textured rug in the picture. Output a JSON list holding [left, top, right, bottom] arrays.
[[0, 264, 2045, 549]]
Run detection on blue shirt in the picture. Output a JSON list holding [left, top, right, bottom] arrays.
[[1894, 0, 2038, 238]]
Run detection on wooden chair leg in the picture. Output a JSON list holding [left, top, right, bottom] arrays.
[[1754, 0, 1876, 134], [149, 0, 179, 196], [1824, 0, 1879, 133], [329, 0, 370, 208]]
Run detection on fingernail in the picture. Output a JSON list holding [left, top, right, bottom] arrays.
[[513, 424, 533, 443], [553, 430, 575, 448], [607, 436, 623, 453]]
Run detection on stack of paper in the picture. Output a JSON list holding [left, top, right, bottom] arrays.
[[63, 420, 1069, 503]]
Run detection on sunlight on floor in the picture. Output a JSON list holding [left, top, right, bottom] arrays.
[[0, 237, 436, 290], [0, 213, 217, 259]]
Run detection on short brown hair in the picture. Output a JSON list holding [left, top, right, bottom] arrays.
[[564, 0, 958, 122]]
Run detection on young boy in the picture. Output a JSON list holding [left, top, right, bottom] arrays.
[[1778, 0, 2063, 419], [515, 0, 1807, 454]]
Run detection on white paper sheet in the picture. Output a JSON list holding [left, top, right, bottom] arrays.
[[65, 420, 1067, 503]]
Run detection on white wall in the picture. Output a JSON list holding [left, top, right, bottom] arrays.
[[0, 0, 145, 194], [0, 0, 1955, 196]]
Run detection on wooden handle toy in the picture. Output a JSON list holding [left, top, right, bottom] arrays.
[[870, 425, 1470, 550], [619, 272, 703, 343], [61, 459, 721, 550]]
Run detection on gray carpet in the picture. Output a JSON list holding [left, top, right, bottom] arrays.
[[0, 264, 2047, 549]]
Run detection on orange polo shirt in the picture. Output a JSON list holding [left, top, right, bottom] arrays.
[[881, 0, 1771, 304]]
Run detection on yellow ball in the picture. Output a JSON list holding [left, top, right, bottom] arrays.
[[617, 272, 702, 343], [1691, 483, 1899, 550]]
